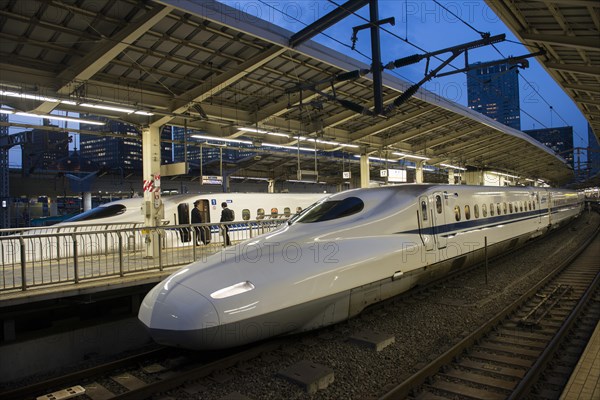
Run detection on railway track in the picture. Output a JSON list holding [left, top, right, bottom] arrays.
[[3, 340, 285, 400], [380, 224, 600, 400]]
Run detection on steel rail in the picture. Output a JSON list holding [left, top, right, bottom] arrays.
[[379, 221, 600, 400]]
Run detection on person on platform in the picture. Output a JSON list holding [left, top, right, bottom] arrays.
[[220, 202, 234, 246], [191, 200, 206, 245]]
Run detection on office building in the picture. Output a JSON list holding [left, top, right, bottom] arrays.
[[587, 125, 600, 177], [172, 127, 256, 171], [21, 120, 70, 173], [524, 126, 574, 168], [80, 116, 172, 171], [467, 61, 521, 130]]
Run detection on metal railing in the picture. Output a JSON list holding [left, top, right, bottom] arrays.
[[0, 219, 286, 293]]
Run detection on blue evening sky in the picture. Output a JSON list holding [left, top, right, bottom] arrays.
[[218, 0, 589, 151]]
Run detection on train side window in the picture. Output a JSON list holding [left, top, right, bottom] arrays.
[[482, 203, 487, 217], [509, 203, 513, 213], [296, 206, 302, 214], [490, 203, 494, 216], [435, 195, 443, 213], [257, 208, 265, 219], [284, 207, 291, 217], [520, 202, 524, 212], [529, 201, 532, 211], [474, 204, 479, 219], [503, 202, 507, 214], [497, 203, 501, 215], [464, 205, 471, 220], [454, 205, 461, 221], [242, 209, 250, 221], [421, 200, 428, 221], [271, 208, 278, 218], [533, 200, 536, 210]]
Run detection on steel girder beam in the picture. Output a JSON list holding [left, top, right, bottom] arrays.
[[289, 0, 369, 47], [545, 62, 600, 77], [383, 114, 464, 145], [427, 125, 482, 149], [31, 5, 173, 114], [563, 83, 600, 94], [520, 32, 600, 51], [348, 105, 436, 142], [151, 46, 286, 127]]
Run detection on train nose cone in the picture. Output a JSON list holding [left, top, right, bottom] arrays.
[[138, 282, 220, 349]]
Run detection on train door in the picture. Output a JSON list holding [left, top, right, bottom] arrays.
[[432, 192, 447, 249], [418, 196, 434, 251], [193, 200, 211, 244], [534, 191, 542, 225], [177, 203, 191, 242]]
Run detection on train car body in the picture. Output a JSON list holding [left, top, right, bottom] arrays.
[[1, 193, 326, 264], [138, 184, 583, 350], [59, 192, 326, 228]]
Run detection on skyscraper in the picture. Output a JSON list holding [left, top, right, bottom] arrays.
[[523, 126, 574, 169], [467, 62, 521, 130], [21, 120, 70, 173], [80, 116, 172, 172], [587, 125, 600, 177], [172, 127, 256, 172]]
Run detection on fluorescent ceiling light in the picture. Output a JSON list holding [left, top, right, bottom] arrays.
[[0, 109, 14, 114], [354, 155, 399, 162], [263, 142, 315, 152], [231, 176, 270, 181], [288, 179, 319, 183], [1, 90, 58, 102], [80, 103, 135, 113], [239, 127, 289, 138], [238, 127, 267, 133], [15, 112, 106, 126], [60, 100, 77, 105], [190, 134, 253, 145], [490, 171, 519, 179], [340, 143, 360, 148], [133, 110, 154, 116], [440, 163, 466, 171], [266, 132, 290, 138], [392, 152, 430, 161]]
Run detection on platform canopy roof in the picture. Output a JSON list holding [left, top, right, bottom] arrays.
[[0, 0, 575, 184], [485, 0, 600, 144]]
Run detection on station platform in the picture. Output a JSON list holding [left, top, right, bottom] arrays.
[[560, 321, 600, 399]]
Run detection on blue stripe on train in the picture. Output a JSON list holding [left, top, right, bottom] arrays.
[[398, 205, 580, 237]]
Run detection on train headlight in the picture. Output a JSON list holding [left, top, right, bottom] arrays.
[[210, 281, 255, 299]]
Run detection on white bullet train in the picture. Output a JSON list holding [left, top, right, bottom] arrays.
[[4, 192, 326, 263], [58, 192, 326, 229], [138, 184, 584, 350]]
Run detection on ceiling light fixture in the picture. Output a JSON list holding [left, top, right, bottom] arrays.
[[354, 155, 399, 162], [263, 143, 315, 152], [0, 90, 59, 102], [80, 103, 135, 113], [392, 152, 430, 161], [440, 163, 466, 171], [190, 134, 253, 145], [15, 112, 106, 126]]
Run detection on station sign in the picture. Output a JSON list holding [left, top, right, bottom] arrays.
[[343, 171, 351, 179], [202, 175, 223, 185], [382, 169, 407, 182]]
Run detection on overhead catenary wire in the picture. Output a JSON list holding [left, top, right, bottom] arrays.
[[431, 0, 585, 144]]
